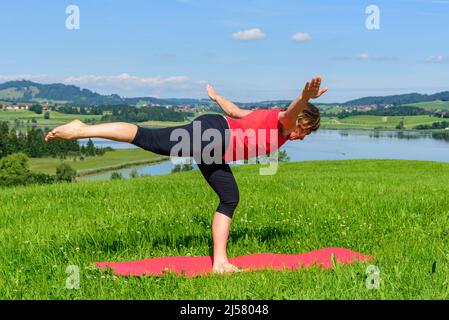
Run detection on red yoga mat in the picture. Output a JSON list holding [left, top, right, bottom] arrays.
[[96, 247, 373, 277]]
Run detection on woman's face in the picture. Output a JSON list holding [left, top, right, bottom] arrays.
[[288, 125, 311, 141]]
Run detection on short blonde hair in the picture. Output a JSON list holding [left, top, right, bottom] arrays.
[[296, 103, 320, 132]]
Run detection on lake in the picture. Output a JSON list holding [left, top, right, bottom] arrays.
[[78, 129, 449, 181]]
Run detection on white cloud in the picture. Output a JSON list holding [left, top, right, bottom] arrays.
[[358, 53, 370, 60], [332, 54, 399, 62], [291, 32, 311, 42], [0, 73, 207, 98], [62, 73, 207, 97], [63, 73, 190, 87], [426, 55, 448, 63], [232, 28, 266, 41], [0, 74, 52, 82]]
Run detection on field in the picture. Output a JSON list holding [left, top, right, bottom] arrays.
[[0, 109, 103, 129], [321, 115, 441, 130], [403, 101, 449, 111], [28, 149, 167, 176], [0, 109, 194, 130], [3, 109, 447, 133], [1, 159, 448, 299], [316, 104, 343, 115], [139, 120, 190, 127]]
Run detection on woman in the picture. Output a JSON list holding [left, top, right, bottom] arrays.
[[45, 76, 327, 273]]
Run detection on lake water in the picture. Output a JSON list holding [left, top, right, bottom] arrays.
[[78, 129, 449, 181]]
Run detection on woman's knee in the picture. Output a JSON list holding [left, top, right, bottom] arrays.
[[217, 191, 240, 219]]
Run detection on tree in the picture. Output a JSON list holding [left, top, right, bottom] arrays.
[[29, 104, 43, 114], [277, 149, 291, 163], [44, 111, 50, 119], [0, 121, 9, 158], [0, 153, 31, 187], [85, 139, 96, 156], [7, 129, 19, 155], [55, 163, 77, 182], [171, 164, 182, 173], [396, 120, 405, 130]]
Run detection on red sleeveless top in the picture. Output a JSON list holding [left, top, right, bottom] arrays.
[[222, 109, 289, 162]]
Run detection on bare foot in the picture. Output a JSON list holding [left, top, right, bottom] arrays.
[[212, 261, 242, 274], [45, 120, 88, 142]]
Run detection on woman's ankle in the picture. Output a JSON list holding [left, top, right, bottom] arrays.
[[213, 257, 229, 266]]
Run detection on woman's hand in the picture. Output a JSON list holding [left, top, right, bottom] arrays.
[[302, 76, 328, 100], [206, 84, 219, 102]]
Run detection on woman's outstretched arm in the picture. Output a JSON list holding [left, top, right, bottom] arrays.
[[206, 84, 253, 119], [279, 76, 328, 132]]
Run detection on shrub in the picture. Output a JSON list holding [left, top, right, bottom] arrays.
[[55, 163, 77, 183], [130, 168, 139, 178], [111, 172, 123, 180]]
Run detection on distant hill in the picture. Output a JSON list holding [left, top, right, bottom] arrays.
[[0, 80, 125, 106], [1, 80, 448, 108], [345, 91, 449, 106], [0, 80, 299, 107]]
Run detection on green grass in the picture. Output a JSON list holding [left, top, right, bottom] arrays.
[[138, 120, 190, 127], [0, 109, 103, 126], [1, 159, 448, 299], [321, 115, 441, 130], [403, 101, 449, 111], [0, 109, 196, 131], [28, 149, 167, 175], [317, 104, 343, 115]]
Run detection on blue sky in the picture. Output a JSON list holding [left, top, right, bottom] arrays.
[[0, 0, 448, 102]]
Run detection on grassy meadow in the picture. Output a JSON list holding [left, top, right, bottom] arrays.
[[321, 115, 441, 130], [1, 159, 448, 299], [404, 101, 449, 111], [0, 109, 103, 130]]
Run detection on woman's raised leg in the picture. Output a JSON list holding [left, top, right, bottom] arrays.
[[44, 120, 138, 143]]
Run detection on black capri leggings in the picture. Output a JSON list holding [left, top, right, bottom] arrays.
[[131, 114, 239, 219]]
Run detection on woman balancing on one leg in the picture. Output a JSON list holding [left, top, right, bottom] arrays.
[[44, 76, 327, 273]]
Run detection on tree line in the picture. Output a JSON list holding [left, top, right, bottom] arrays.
[[50, 105, 104, 115], [0, 120, 114, 188], [335, 105, 433, 119], [0, 152, 77, 188], [0, 121, 109, 160], [100, 105, 194, 122], [414, 121, 449, 130]]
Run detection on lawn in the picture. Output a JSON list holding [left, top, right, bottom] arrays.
[[1, 159, 448, 299]]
